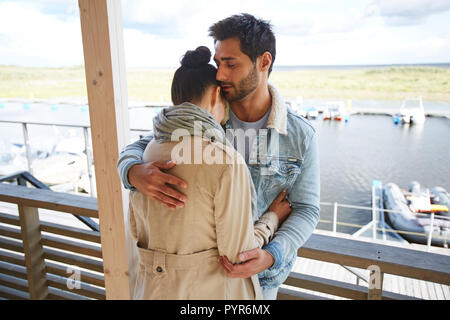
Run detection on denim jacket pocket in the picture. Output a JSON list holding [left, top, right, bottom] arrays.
[[259, 156, 302, 204]]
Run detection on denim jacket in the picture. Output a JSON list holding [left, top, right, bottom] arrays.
[[117, 83, 320, 289]]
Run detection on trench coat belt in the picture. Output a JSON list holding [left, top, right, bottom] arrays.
[[137, 247, 219, 271]]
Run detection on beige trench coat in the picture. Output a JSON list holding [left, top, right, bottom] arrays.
[[128, 136, 279, 300]]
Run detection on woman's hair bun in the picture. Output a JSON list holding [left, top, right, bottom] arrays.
[[181, 46, 211, 68]]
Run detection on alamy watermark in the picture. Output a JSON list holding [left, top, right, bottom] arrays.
[[367, 265, 382, 290], [169, 121, 280, 167], [66, 265, 81, 290]]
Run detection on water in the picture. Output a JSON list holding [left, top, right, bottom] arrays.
[[1, 100, 449, 234], [313, 114, 450, 233]]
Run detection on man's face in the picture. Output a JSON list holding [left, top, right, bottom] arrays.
[[213, 37, 260, 102]]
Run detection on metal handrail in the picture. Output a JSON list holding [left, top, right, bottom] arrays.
[[0, 119, 152, 199]]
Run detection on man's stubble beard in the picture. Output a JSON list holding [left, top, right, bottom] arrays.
[[225, 63, 259, 102]]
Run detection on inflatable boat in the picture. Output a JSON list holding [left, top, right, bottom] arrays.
[[382, 181, 449, 247]]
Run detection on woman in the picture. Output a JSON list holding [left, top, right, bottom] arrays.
[[128, 46, 291, 300]]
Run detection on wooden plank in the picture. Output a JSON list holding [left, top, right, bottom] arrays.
[[277, 287, 332, 300], [0, 273, 29, 293], [300, 233, 450, 285], [40, 220, 101, 243], [45, 260, 105, 288], [18, 204, 48, 299], [0, 237, 24, 253], [0, 212, 20, 226], [0, 184, 98, 218], [0, 250, 25, 267], [47, 287, 91, 300], [78, 0, 131, 299], [367, 270, 384, 300], [284, 271, 420, 300], [285, 272, 366, 300], [0, 284, 29, 300], [0, 261, 104, 300], [41, 234, 102, 258], [46, 273, 105, 300], [0, 224, 22, 240], [43, 247, 104, 273]]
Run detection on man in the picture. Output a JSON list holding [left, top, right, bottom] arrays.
[[117, 13, 320, 300]]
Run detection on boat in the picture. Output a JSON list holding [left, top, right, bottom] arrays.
[[393, 97, 425, 125], [286, 100, 306, 117], [0, 137, 90, 194], [305, 107, 319, 120], [323, 101, 348, 121], [382, 181, 449, 247]]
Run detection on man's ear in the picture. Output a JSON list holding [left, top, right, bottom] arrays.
[[210, 85, 221, 109], [259, 52, 272, 72]]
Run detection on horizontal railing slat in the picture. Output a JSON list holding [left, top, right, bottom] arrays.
[[277, 287, 332, 300], [0, 184, 98, 218], [0, 250, 25, 267], [45, 261, 104, 288], [40, 220, 101, 244], [0, 237, 103, 273], [300, 234, 450, 285], [0, 224, 102, 258], [47, 287, 91, 300], [0, 273, 29, 294], [43, 247, 104, 273], [0, 237, 24, 253], [0, 284, 29, 300], [0, 212, 101, 243], [285, 271, 422, 300], [46, 273, 105, 300], [0, 212, 20, 226], [0, 261, 105, 300], [41, 234, 102, 258]]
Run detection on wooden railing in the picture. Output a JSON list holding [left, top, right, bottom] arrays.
[[0, 183, 104, 300], [0, 183, 449, 300], [278, 233, 450, 300]]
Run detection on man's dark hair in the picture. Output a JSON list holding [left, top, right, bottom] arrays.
[[208, 13, 276, 74], [171, 46, 218, 105]]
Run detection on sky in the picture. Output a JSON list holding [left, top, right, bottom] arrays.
[[0, 0, 449, 68]]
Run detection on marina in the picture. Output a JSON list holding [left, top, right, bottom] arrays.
[[1, 99, 449, 300]]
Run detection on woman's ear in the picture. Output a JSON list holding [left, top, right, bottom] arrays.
[[210, 85, 221, 110]]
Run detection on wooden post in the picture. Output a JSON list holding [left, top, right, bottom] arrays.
[[18, 205, 48, 299], [78, 0, 131, 299], [367, 265, 384, 300]]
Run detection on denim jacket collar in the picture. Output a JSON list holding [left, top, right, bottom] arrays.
[[221, 82, 288, 135]]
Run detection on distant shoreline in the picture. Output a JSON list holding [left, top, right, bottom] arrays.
[[273, 62, 450, 71], [1, 64, 449, 102]]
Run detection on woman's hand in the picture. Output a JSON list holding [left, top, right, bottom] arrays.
[[268, 189, 292, 224]]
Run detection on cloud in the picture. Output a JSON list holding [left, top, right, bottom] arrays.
[[366, 0, 450, 26], [0, 1, 83, 67], [0, 0, 449, 68]]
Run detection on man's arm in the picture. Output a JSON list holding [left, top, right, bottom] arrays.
[[117, 134, 153, 190], [117, 134, 188, 209], [221, 132, 320, 276], [263, 131, 320, 270]]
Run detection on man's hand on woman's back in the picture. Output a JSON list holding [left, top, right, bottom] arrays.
[[128, 160, 188, 210]]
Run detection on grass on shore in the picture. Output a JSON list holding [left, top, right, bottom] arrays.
[[0, 65, 449, 102]]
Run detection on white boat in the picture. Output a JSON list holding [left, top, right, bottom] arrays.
[[305, 107, 319, 120], [286, 100, 306, 117], [323, 101, 347, 121], [393, 97, 425, 125]]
